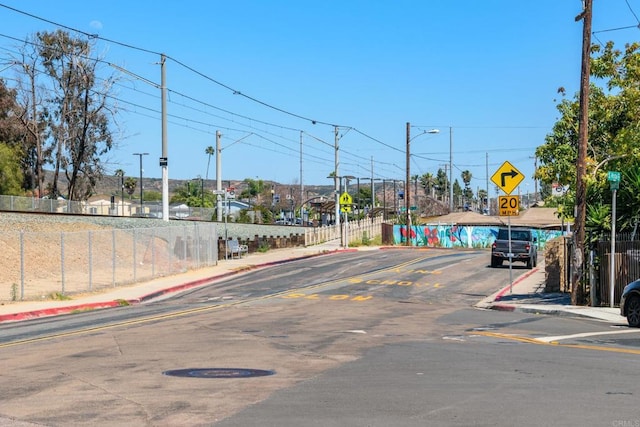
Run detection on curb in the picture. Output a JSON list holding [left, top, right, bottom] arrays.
[[0, 248, 348, 324], [493, 266, 540, 302], [0, 301, 124, 323], [474, 266, 541, 310]]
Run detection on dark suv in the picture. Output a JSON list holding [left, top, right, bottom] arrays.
[[491, 227, 538, 269]]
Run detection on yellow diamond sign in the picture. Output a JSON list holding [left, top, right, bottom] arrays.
[[491, 161, 524, 195], [340, 192, 352, 213]]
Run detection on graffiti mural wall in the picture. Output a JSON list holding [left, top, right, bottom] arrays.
[[395, 224, 563, 249]]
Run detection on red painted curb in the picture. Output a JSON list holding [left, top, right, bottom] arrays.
[[0, 249, 346, 323], [0, 301, 122, 323], [493, 266, 540, 301]]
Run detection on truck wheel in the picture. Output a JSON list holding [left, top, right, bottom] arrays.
[[526, 257, 533, 269], [491, 257, 500, 268]]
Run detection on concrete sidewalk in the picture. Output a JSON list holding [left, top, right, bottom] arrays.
[[475, 259, 627, 325], [0, 245, 629, 325]]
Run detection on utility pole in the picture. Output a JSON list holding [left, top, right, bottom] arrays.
[[573, 0, 592, 305], [449, 127, 454, 212], [405, 122, 412, 246], [160, 54, 169, 222], [334, 126, 341, 236], [216, 130, 223, 222], [486, 153, 489, 214], [371, 156, 375, 211], [300, 131, 304, 220]]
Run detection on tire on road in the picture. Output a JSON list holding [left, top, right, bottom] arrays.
[[626, 294, 640, 327]]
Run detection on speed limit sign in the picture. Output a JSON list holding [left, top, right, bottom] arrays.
[[498, 196, 519, 216]]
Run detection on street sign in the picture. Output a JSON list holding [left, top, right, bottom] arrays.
[[491, 161, 524, 195], [340, 192, 352, 213], [339, 192, 352, 205], [608, 171, 620, 190], [498, 195, 519, 216]]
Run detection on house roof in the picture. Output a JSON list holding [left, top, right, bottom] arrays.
[[508, 207, 571, 228], [421, 207, 571, 229], [421, 211, 503, 226]]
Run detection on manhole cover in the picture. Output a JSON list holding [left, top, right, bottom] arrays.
[[163, 368, 275, 378]]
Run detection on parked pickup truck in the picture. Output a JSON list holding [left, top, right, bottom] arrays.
[[491, 227, 538, 269]]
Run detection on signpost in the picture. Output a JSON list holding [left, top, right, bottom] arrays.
[[608, 171, 620, 307], [492, 161, 525, 293], [339, 192, 352, 248]]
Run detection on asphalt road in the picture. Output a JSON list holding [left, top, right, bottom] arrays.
[[0, 249, 639, 426]]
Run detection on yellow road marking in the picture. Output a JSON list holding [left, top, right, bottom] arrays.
[[0, 254, 440, 349], [474, 331, 640, 355]]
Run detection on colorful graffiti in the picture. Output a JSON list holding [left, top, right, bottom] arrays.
[[395, 225, 563, 249]]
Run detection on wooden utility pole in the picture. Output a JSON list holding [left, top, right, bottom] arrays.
[[573, 0, 592, 305]]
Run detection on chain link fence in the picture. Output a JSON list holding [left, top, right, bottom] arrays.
[[4, 223, 218, 301]]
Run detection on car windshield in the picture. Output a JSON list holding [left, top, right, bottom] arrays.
[[498, 229, 529, 240]]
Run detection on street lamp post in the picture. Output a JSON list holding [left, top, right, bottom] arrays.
[[406, 123, 439, 246], [449, 127, 454, 212], [133, 153, 149, 216]]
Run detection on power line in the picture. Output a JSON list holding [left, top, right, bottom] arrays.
[[625, 0, 640, 24], [0, 2, 343, 128]]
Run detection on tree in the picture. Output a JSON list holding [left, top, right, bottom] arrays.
[[435, 168, 448, 200], [477, 188, 488, 212], [124, 177, 137, 199], [453, 180, 462, 209], [239, 178, 264, 205], [35, 30, 117, 201], [205, 146, 214, 180], [11, 38, 50, 198], [0, 143, 24, 195], [0, 77, 34, 195], [420, 173, 436, 198], [461, 170, 473, 208], [536, 41, 640, 234]]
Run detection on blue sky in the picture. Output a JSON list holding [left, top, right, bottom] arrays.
[[0, 1, 638, 198]]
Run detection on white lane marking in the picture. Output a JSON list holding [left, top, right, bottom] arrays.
[[537, 329, 640, 343]]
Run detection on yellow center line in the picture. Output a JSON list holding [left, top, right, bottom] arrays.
[[1, 254, 440, 349], [474, 331, 640, 355]]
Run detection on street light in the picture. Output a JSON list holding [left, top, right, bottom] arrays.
[[133, 153, 149, 216], [449, 127, 453, 212], [406, 123, 439, 246]]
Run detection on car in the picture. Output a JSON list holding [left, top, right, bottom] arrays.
[[620, 279, 640, 327], [491, 227, 538, 269]]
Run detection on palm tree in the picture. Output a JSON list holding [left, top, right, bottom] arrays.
[[461, 170, 473, 209], [205, 146, 215, 180], [419, 173, 432, 197], [124, 177, 137, 200]]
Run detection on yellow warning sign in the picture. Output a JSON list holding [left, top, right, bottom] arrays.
[[491, 161, 524, 195], [340, 192, 352, 213], [498, 196, 519, 216]]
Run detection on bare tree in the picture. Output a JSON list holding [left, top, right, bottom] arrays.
[[36, 30, 117, 201], [12, 37, 50, 197]]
